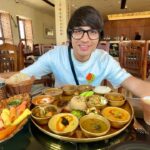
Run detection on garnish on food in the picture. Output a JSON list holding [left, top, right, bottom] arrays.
[[61, 117, 69, 126], [80, 91, 94, 97], [8, 99, 22, 107], [56, 115, 73, 131], [86, 107, 98, 115], [71, 110, 85, 119], [109, 109, 123, 119]]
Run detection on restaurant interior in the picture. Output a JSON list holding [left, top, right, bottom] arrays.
[[0, 0, 150, 149]]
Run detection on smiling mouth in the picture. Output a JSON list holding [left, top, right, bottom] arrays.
[[79, 45, 89, 51]]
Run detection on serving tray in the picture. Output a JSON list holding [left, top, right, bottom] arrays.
[[0, 93, 31, 143], [31, 97, 134, 143]]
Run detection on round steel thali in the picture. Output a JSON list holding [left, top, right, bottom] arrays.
[[31, 99, 134, 143]]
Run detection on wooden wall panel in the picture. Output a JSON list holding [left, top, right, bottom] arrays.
[[130, 27, 144, 40], [143, 26, 150, 40], [104, 18, 150, 40]]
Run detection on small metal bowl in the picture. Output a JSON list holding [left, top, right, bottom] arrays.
[[101, 106, 131, 128], [43, 88, 63, 100], [32, 95, 55, 106], [77, 85, 93, 94], [31, 104, 58, 125], [79, 114, 110, 137], [104, 92, 126, 107], [48, 113, 79, 136], [62, 85, 77, 95]]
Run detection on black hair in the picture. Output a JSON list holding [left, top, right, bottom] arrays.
[[67, 6, 104, 47]]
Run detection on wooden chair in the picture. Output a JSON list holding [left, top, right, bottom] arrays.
[[103, 41, 148, 94], [119, 41, 148, 80], [97, 41, 110, 53], [33, 44, 52, 56], [33, 44, 42, 56], [34, 73, 55, 87], [18, 42, 25, 70], [41, 44, 52, 54], [0, 43, 19, 72], [118, 41, 148, 96], [18, 42, 35, 67]]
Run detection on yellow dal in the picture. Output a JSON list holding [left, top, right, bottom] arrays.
[[81, 118, 108, 133]]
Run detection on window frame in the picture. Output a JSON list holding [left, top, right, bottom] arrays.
[[17, 16, 33, 50]]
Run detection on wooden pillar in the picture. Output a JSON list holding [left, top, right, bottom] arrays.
[[54, 0, 71, 45]]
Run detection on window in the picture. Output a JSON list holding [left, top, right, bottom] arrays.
[[17, 16, 33, 51], [0, 11, 13, 44]]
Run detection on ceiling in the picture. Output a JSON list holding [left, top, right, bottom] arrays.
[[19, 0, 150, 20]]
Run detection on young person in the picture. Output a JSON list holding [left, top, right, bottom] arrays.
[[21, 6, 150, 97]]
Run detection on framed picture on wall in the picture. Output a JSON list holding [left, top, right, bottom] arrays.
[[43, 24, 55, 39]]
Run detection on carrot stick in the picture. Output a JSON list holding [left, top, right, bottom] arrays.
[[16, 101, 27, 116], [9, 107, 17, 122], [0, 125, 16, 140]]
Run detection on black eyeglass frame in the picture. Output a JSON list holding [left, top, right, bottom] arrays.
[[69, 29, 101, 40]]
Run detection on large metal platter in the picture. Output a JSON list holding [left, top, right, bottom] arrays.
[[31, 100, 134, 143]]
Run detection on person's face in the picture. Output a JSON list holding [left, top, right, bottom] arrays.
[[71, 26, 99, 62]]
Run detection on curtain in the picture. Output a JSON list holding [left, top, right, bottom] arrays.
[[0, 12, 13, 44]]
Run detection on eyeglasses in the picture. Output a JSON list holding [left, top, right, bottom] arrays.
[[70, 29, 99, 40]]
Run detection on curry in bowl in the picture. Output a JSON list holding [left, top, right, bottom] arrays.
[[43, 88, 63, 100], [77, 85, 93, 93], [32, 95, 55, 106], [62, 85, 77, 95], [79, 114, 110, 137], [31, 105, 58, 125], [101, 106, 130, 128], [48, 113, 79, 136], [86, 95, 108, 109], [104, 92, 126, 107]]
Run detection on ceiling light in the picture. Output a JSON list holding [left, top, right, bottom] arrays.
[[108, 11, 150, 20]]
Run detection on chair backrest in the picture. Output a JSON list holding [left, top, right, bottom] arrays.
[[18, 42, 35, 68], [119, 41, 148, 80], [0, 43, 18, 72], [97, 41, 110, 53], [41, 44, 52, 54], [18, 42, 25, 70], [33, 44, 42, 56], [33, 44, 52, 56]]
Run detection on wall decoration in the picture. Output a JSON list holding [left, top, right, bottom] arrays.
[[43, 24, 55, 38]]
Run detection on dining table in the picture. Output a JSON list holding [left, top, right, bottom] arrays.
[[0, 118, 150, 150], [0, 72, 150, 150], [0, 91, 150, 150]]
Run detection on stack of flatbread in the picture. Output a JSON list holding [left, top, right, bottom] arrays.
[[5, 73, 31, 85]]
